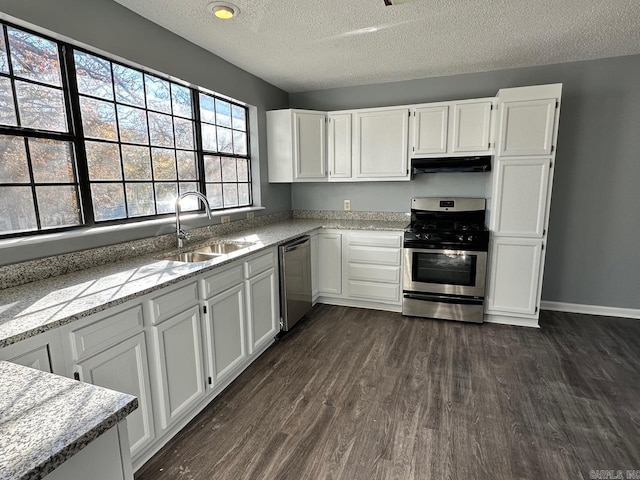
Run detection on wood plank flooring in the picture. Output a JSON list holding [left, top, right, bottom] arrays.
[[135, 305, 640, 480]]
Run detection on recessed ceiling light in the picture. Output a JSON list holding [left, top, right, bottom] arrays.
[[207, 2, 239, 20]]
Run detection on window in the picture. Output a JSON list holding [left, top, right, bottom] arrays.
[[0, 21, 252, 237]]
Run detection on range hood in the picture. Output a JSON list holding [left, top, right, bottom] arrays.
[[411, 156, 492, 174]]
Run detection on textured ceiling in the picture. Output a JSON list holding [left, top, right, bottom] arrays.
[[112, 0, 640, 92]]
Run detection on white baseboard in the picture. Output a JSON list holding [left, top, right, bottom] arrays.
[[484, 314, 540, 328], [540, 301, 640, 320]]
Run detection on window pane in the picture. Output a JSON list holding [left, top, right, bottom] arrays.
[[215, 99, 231, 127], [126, 183, 155, 217], [204, 155, 221, 182], [80, 96, 117, 140], [178, 182, 199, 211], [221, 157, 237, 182], [8, 27, 61, 86], [85, 141, 122, 180], [91, 183, 126, 221], [199, 94, 215, 123], [174, 117, 194, 149], [222, 183, 238, 207], [177, 150, 196, 180], [172, 84, 192, 118], [145, 75, 171, 113], [237, 159, 249, 182], [155, 183, 177, 214], [122, 145, 152, 180], [148, 112, 174, 147], [202, 123, 216, 151], [113, 64, 145, 107], [36, 185, 81, 228], [238, 183, 249, 206], [74, 51, 113, 100], [0, 77, 17, 126], [231, 105, 246, 131], [217, 127, 233, 153], [206, 183, 222, 209], [233, 130, 247, 156], [0, 33, 8, 73], [29, 139, 75, 183], [0, 186, 36, 233], [16, 81, 67, 131], [0, 135, 29, 182], [151, 148, 176, 180], [117, 105, 148, 144]]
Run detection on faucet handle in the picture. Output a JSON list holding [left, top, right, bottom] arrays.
[[178, 228, 191, 240]]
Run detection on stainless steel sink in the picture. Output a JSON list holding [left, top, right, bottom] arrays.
[[192, 242, 256, 255], [163, 252, 222, 263]]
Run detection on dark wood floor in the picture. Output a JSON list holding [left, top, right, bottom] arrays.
[[135, 305, 640, 480]]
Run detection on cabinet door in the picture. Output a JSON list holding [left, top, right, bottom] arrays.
[[451, 101, 492, 153], [498, 98, 557, 156], [355, 108, 409, 179], [245, 268, 278, 354], [151, 306, 205, 429], [203, 283, 247, 389], [328, 113, 352, 180], [293, 111, 326, 180], [492, 158, 551, 237], [0, 330, 65, 374], [310, 233, 320, 299], [75, 333, 155, 458], [412, 105, 448, 155], [486, 238, 542, 315], [318, 233, 342, 295]]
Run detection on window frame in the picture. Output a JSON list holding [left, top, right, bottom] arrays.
[[0, 19, 253, 239]]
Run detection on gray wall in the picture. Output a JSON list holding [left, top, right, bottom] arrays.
[[0, 0, 290, 263], [290, 55, 640, 309]]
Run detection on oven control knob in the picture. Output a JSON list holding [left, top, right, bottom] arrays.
[[467, 235, 474, 242], [457, 234, 464, 242], [422, 233, 431, 240]]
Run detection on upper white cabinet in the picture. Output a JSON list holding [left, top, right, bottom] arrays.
[[354, 107, 410, 180], [412, 105, 448, 155], [498, 98, 557, 156], [451, 100, 493, 153], [491, 157, 551, 237], [267, 109, 327, 182], [327, 112, 352, 180], [410, 98, 494, 158]]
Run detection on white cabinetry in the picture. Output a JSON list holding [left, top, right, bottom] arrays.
[[267, 109, 326, 182], [327, 112, 352, 180], [485, 84, 562, 326], [244, 249, 279, 354], [317, 232, 343, 295], [354, 107, 410, 180], [451, 100, 493, 153], [0, 329, 65, 374], [310, 232, 320, 301], [412, 105, 448, 155]]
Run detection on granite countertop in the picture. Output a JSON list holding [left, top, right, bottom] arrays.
[[0, 219, 407, 348], [0, 361, 137, 480]]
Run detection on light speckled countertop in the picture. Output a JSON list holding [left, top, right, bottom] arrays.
[[0, 219, 406, 348], [0, 361, 137, 480]]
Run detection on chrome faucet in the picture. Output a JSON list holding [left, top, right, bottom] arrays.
[[175, 192, 213, 249]]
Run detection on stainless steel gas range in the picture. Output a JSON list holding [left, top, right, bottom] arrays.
[[402, 197, 489, 323]]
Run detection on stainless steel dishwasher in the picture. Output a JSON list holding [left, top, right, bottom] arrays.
[[278, 235, 312, 331]]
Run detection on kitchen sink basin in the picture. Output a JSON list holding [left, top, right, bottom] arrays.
[[192, 242, 256, 255], [163, 252, 222, 263]]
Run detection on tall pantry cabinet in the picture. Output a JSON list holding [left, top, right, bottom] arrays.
[[485, 84, 562, 327]]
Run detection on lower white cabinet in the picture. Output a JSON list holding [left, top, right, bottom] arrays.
[[310, 233, 320, 300], [485, 237, 543, 316], [317, 232, 342, 295], [0, 329, 66, 374], [203, 282, 247, 389], [245, 267, 279, 354], [75, 333, 155, 458], [151, 305, 205, 430]]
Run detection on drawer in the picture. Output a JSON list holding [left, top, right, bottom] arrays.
[[348, 245, 401, 266], [347, 233, 402, 248], [202, 264, 243, 298], [244, 250, 275, 278], [348, 280, 401, 304], [347, 263, 400, 284], [69, 305, 143, 360], [149, 282, 199, 324]]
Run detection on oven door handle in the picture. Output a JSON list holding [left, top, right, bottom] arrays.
[[403, 292, 484, 305]]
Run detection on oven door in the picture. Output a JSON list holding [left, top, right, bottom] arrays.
[[403, 248, 487, 297]]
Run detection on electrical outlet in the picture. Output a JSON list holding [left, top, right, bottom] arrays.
[[221, 216, 231, 224], [344, 200, 351, 211], [247, 211, 255, 219]]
